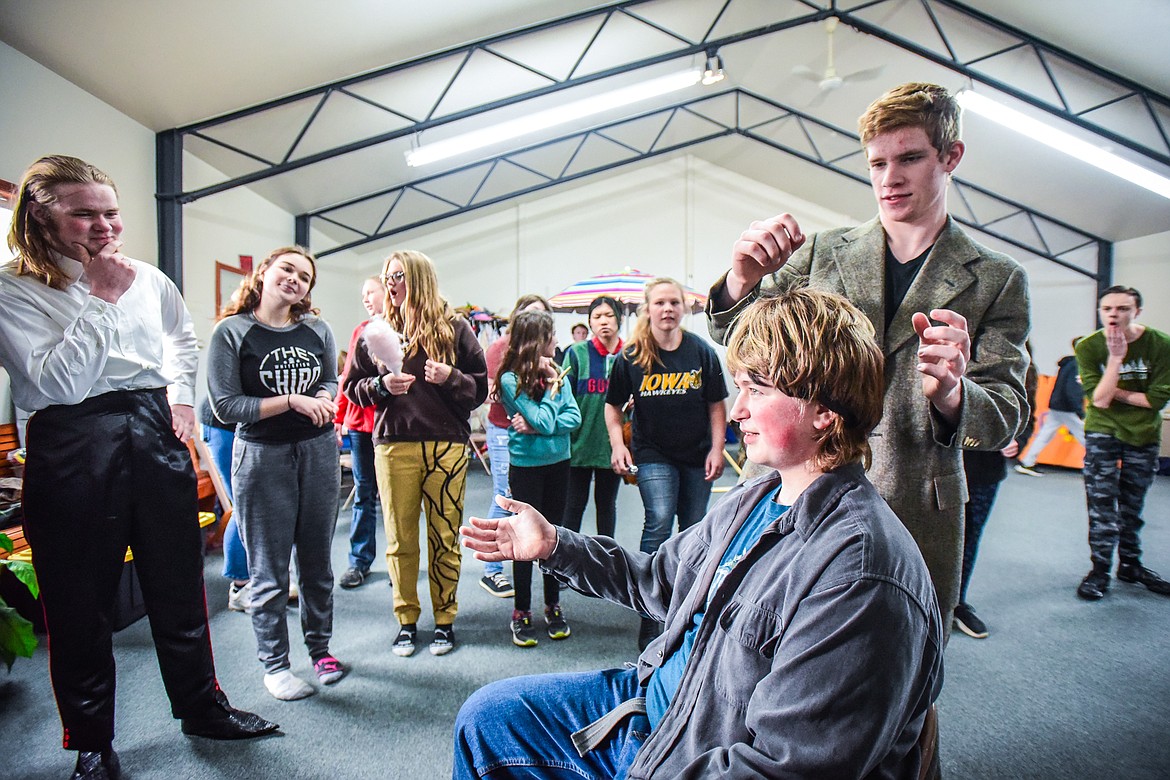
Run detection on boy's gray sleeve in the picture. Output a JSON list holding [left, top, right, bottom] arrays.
[[206, 317, 263, 424]]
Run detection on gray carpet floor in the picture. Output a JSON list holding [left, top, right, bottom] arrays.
[[2, 465, 1168, 779]]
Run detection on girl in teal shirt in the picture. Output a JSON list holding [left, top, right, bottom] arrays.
[[498, 309, 581, 647]]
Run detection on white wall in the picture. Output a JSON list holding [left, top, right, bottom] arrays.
[[0, 41, 157, 261], [1115, 228, 1170, 336]]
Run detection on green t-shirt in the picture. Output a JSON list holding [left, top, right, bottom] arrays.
[[562, 338, 621, 469], [1076, 327, 1170, 447]]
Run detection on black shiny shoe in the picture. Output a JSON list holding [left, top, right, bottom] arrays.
[[1117, 561, 1170, 595], [71, 748, 121, 780], [1077, 570, 1110, 601], [181, 690, 280, 740]]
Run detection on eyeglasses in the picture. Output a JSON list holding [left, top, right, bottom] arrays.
[[380, 270, 406, 285]]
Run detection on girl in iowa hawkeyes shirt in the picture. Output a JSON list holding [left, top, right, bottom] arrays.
[[605, 277, 728, 650]]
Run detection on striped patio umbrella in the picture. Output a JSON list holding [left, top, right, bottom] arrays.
[[547, 268, 707, 314]]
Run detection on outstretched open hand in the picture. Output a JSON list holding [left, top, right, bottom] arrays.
[[460, 496, 559, 562]]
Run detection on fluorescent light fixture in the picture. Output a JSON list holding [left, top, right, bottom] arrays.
[[957, 88, 1170, 200], [405, 69, 704, 167]]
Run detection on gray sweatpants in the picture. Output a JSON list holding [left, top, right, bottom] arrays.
[[233, 430, 342, 673]]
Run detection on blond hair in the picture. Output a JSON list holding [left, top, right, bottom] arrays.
[[858, 82, 961, 160], [383, 250, 457, 364], [220, 246, 319, 320], [727, 287, 884, 471], [624, 277, 686, 373], [7, 155, 118, 290]]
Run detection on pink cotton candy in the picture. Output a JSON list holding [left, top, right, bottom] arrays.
[[364, 318, 406, 376]]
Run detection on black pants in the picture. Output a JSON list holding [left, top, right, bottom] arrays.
[[563, 466, 621, 538], [509, 459, 569, 612], [23, 389, 218, 750]]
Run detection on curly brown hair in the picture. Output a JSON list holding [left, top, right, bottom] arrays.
[[219, 246, 319, 320]]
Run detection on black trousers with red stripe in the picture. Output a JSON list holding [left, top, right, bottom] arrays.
[[23, 389, 219, 750]]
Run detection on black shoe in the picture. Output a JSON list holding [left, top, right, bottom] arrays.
[[339, 567, 367, 589], [430, 625, 455, 656], [71, 749, 121, 780], [181, 690, 280, 740], [392, 624, 417, 657], [952, 603, 989, 639], [637, 617, 663, 652], [1117, 562, 1170, 595], [1077, 570, 1110, 601]]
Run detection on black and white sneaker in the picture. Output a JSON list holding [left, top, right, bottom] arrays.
[[392, 624, 417, 657], [952, 603, 989, 639], [480, 572, 515, 598], [430, 625, 455, 656]]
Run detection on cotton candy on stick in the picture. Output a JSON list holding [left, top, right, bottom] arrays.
[[363, 318, 407, 376]]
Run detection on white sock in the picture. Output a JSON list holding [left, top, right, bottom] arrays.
[[264, 669, 315, 701]]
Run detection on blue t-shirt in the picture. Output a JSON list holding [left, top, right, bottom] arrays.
[[645, 487, 789, 729]]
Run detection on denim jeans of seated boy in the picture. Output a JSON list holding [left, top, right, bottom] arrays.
[[453, 667, 648, 779]]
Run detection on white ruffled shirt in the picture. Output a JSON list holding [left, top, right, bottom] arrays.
[[0, 253, 197, 412]]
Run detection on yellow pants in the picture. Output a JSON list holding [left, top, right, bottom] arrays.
[[374, 441, 467, 626]]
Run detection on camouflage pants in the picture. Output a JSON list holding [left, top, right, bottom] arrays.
[[1083, 432, 1159, 571]]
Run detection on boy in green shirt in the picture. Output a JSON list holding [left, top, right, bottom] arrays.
[[1075, 285, 1170, 600]]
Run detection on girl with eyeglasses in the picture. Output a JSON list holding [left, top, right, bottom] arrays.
[[343, 250, 488, 657]]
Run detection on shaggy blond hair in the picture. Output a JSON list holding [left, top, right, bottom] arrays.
[[383, 249, 458, 365], [727, 287, 884, 471], [858, 82, 961, 160]]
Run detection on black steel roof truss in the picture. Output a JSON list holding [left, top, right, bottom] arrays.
[[305, 88, 1101, 277], [166, 0, 1170, 208]]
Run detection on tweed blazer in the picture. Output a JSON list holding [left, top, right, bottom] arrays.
[[708, 216, 1031, 614]]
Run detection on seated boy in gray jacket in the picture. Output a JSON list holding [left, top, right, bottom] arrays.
[[455, 287, 944, 779]]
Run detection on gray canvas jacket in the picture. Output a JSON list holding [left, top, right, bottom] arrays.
[[707, 216, 1031, 618], [543, 464, 944, 779]]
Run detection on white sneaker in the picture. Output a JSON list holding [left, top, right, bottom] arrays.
[[227, 581, 252, 613], [288, 578, 300, 602], [263, 669, 315, 701], [1014, 464, 1043, 477]]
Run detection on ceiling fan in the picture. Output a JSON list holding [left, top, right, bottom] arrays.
[[793, 17, 883, 100]]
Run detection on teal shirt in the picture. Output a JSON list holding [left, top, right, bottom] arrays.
[[645, 486, 789, 729], [499, 371, 582, 467]]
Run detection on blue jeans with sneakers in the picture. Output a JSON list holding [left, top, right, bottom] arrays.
[[483, 422, 511, 578], [453, 666, 648, 779]]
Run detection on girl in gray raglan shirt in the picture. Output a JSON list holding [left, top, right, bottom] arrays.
[[207, 246, 345, 702]]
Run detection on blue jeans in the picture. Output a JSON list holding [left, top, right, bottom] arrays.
[[453, 667, 648, 779], [483, 422, 511, 578], [204, 425, 249, 581], [635, 461, 712, 555], [348, 430, 380, 572]]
